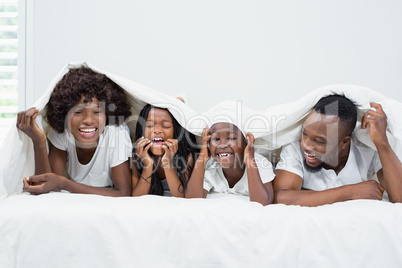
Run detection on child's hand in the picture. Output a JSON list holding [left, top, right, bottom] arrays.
[[244, 132, 255, 166], [361, 103, 388, 146], [23, 173, 64, 194], [134, 137, 153, 169], [16, 108, 46, 144], [161, 139, 178, 167], [200, 127, 211, 162]]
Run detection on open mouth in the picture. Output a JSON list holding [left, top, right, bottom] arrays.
[[78, 127, 97, 138], [304, 151, 319, 164], [217, 152, 233, 159], [152, 137, 164, 146]]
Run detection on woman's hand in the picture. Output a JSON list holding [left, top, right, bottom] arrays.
[[134, 137, 153, 169], [244, 132, 255, 167], [16, 108, 46, 144], [23, 173, 66, 194], [161, 139, 179, 168]]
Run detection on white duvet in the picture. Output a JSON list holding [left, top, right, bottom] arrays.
[[0, 193, 401, 268], [1, 62, 402, 267]]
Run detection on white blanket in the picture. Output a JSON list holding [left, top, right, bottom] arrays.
[[0, 193, 401, 268], [1, 62, 402, 199]]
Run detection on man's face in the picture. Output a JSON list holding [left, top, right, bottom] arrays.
[[300, 110, 344, 171]]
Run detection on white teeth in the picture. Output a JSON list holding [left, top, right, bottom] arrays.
[[80, 128, 96, 133], [304, 152, 316, 159], [153, 138, 163, 142], [218, 153, 231, 158]]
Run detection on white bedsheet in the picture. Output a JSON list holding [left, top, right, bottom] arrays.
[[0, 192, 401, 268]]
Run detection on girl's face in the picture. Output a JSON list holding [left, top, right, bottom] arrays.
[[208, 122, 246, 169], [67, 95, 106, 148], [144, 108, 174, 156]]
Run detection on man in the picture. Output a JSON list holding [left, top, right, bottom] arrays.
[[274, 95, 402, 206]]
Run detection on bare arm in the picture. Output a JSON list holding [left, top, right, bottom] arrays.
[[24, 134, 132, 196], [362, 102, 402, 203], [131, 165, 154, 196], [23, 160, 132, 197], [246, 161, 274, 205], [163, 165, 185, 197], [48, 142, 67, 175], [244, 132, 274, 206], [132, 137, 154, 196], [185, 154, 209, 198], [17, 108, 51, 175], [161, 139, 187, 197], [273, 170, 385, 206], [185, 127, 210, 198]]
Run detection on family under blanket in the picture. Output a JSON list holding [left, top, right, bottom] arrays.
[[16, 67, 402, 206]]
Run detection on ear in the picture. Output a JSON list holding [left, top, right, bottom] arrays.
[[340, 135, 351, 149]]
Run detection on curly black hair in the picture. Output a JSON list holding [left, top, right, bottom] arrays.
[[314, 94, 357, 137], [46, 67, 132, 133], [133, 104, 199, 195]]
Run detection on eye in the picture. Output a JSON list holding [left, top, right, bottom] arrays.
[[74, 110, 83, 115], [162, 123, 172, 129], [314, 139, 326, 145], [145, 120, 154, 128], [229, 136, 237, 141], [212, 137, 220, 142]]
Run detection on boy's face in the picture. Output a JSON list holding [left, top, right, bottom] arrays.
[[209, 122, 246, 169], [144, 108, 174, 156], [67, 95, 106, 148]]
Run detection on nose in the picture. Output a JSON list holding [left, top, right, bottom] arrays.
[[153, 124, 162, 134], [217, 139, 229, 148], [83, 111, 95, 125], [301, 135, 314, 152]]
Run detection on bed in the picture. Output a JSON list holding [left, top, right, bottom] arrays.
[[1, 192, 401, 267], [1, 62, 402, 267]]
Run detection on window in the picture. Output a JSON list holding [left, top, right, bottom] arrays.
[[0, 0, 18, 145]]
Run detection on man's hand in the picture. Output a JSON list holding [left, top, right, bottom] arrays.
[[347, 180, 385, 200], [362, 103, 388, 146]]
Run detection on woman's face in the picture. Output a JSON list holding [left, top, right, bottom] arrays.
[[67, 95, 106, 148], [144, 108, 174, 156]]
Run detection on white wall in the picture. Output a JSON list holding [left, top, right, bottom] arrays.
[[25, 0, 402, 113]]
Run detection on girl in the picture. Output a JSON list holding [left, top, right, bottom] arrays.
[[17, 67, 133, 196], [185, 123, 275, 205], [132, 104, 198, 197]]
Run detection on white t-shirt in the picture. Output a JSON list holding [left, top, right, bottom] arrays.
[[275, 136, 382, 191], [203, 153, 275, 196], [47, 124, 133, 187]]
